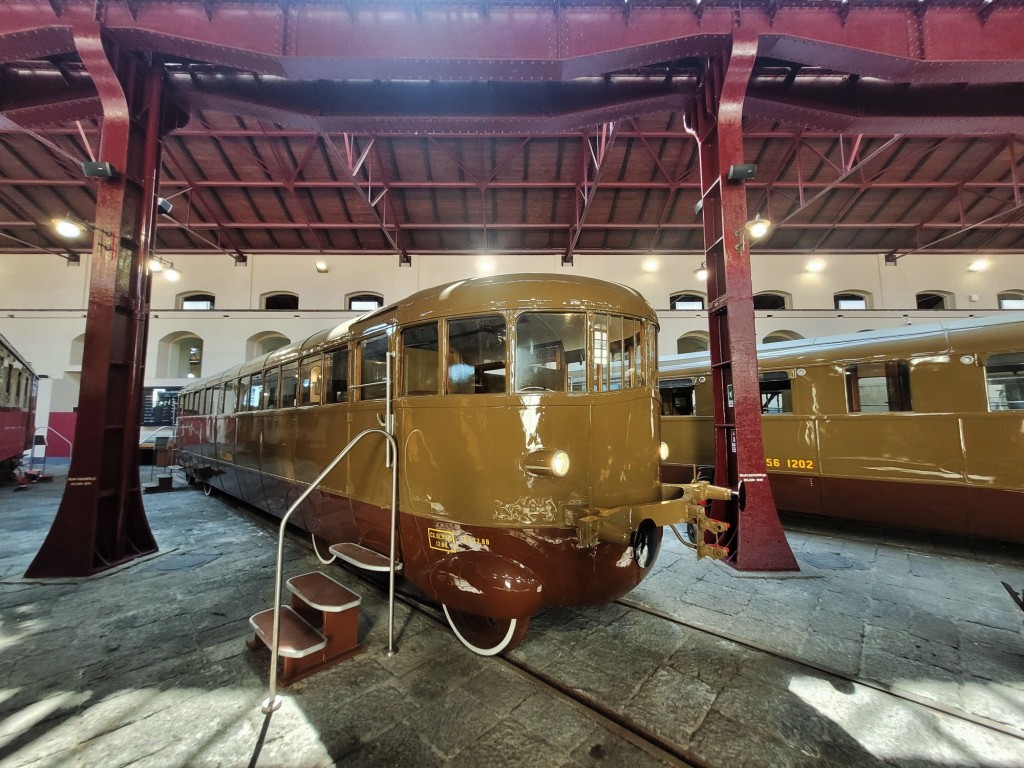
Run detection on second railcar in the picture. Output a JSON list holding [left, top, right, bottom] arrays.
[[0, 333, 37, 465], [177, 274, 733, 654], [659, 314, 1024, 543]]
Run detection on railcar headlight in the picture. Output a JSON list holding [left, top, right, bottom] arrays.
[[659, 442, 670, 461], [524, 449, 571, 478]]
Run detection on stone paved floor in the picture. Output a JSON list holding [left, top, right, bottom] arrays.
[[1, 467, 1023, 767]]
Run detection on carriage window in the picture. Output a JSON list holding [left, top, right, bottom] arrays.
[[759, 372, 792, 414], [249, 372, 264, 410], [985, 352, 1024, 410], [402, 323, 439, 396], [325, 347, 350, 404], [660, 379, 696, 415], [300, 356, 322, 406], [515, 313, 586, 393], [447, 315, 507, 394], [593, 314, 644, 391], [264, 367, 281, 409], [846, 361, 912, 412], [223, 381, 237, 415], [210, 386, 221, 416], [281, 362, 299, 407], [360, 335, 389, 400], [238, 377, 250, 412]]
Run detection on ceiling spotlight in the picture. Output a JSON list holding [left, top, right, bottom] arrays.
[[694, 262, 708, 281], [53, 217, 84, 238], [744, 214, 772, 240], [156, 197, 173, 216], [315, 260, 329, 273]]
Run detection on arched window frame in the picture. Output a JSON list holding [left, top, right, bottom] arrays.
[[668, 291, 707, 311], [998, 290, 1024, 310], [753, 291, 791, 311], [833, 290, 873, 310], [762, 330, 805, 344], [246, 331, 291, 360], [346, 292, 385, 312], [261, 291, 300, 311], [915, 290, 955, 310], [676, 331, 709, 354], [176, 291, 215, 310]]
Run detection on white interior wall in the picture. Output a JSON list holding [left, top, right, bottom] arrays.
[[1, 249, 1020, 416]]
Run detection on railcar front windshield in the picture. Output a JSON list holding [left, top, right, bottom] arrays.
[[514, 312, 647, 393]]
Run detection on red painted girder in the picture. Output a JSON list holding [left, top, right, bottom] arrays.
[[5, 3, 1024, 82]]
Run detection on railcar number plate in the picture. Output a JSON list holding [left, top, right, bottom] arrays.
[[765, 458, 815, 470]]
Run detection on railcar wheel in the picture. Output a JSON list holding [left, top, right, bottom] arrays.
[[631, 518, 661, 569], [442, 605, 530, 656]]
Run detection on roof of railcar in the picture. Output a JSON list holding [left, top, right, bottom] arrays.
[[659, 313, 1024, 377], [0, 332, 35, 374], [181, 273, 654, 391]]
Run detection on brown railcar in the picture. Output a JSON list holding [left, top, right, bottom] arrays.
[[176, 274, 733, 654], [659, 314, 1024, 543], [0, 333, 37, 465]]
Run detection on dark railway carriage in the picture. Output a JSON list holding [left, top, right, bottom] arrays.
[[0, 333, 37, 465], [176, 274, 733, 654], [659, 314, 1024, 543]]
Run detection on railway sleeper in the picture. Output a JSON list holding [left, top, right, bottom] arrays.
[[248, 571, 364, 685]]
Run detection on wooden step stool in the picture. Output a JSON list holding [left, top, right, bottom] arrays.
[[249, 571, 364, 685]]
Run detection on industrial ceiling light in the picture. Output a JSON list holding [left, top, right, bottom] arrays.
[[53, 216, 84, 238], [743, 214, 772, 240], [694, 262, 708, 281]]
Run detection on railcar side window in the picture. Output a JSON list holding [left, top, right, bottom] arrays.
[[300, 356, 322, 405], [281, 363, 299, 407], [249, 372, 264, 410], [846, 361, 912, 412], [759, 372, 793, 415], [402, 323, 440, 396], [223, 381, 237, 415], [660, 379, 696, 415], [324, 347, 349, 404], [359, 335, 389, 400], [238, 377, 250, 412], [515, 313, 586, 393], [210, 386, 221, 416], [593, 314, 644, 391], [447, 315, 507, 394], [985, 352, 1024, 410], [264, 367, 281, 409]]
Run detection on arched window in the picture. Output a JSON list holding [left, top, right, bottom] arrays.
[[834, 290, 872, 310], [762, 330, 804, 344], [69, 333, 85, 366], [347, 292, 384, 312], [156, 332, 204, 378], [669, 291, 706, 310], [247, 331, 290, 360], [262, 292, 299, 311], [676, 331, 709, 354], [916, 291, 955, 310], [998, 290, 1024, 310], [753, 292, 790, 310], [177, 292, 215, 310]]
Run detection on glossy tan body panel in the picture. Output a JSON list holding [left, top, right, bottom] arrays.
[[659, 315, 1024, 542], [176, 274, 668, 624]]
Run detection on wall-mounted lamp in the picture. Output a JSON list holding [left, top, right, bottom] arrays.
[[642, 257, 659, 274], [476, 256, 496, 275], [734, 214, 772, 250], [149, 254, 181, 281], [314, 260, 329, 273], [694, 262, 708, 281], [805, 258, 826, 273], [967, 258, 989, 272]]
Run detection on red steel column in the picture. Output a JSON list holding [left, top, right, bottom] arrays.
[[686, 32, 798, 571], [25, 28, 176, 577]]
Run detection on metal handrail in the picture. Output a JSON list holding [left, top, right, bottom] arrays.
[[139, 425, 175, 445], [28, 426, 73, 476], [261, 426, 399, 714]]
